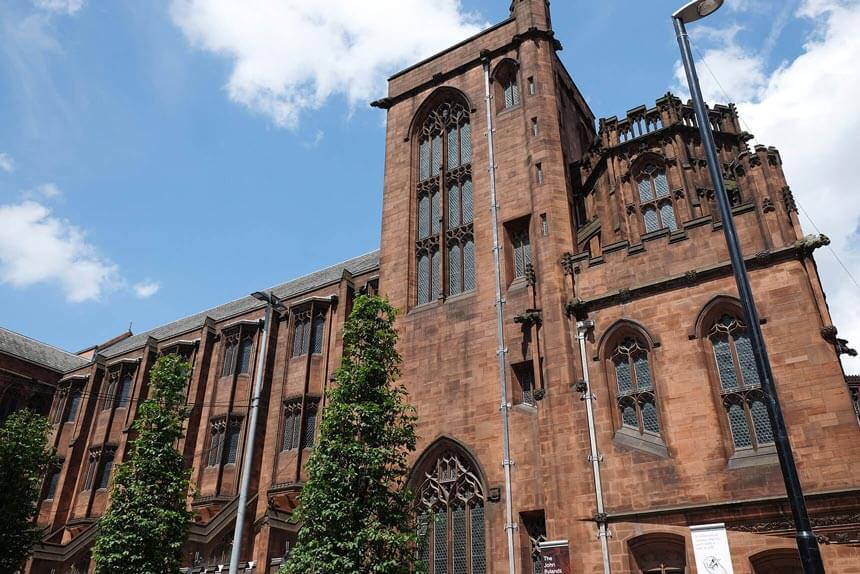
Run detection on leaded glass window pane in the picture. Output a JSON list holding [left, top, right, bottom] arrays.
[[225, 423, 240, 464], [311, 316, 325, 355], [654, 173, 670, 198], [712, 335, 738, 391], [418, 513, 430, 566], [660, 201, 677, 231], [448, 183, 461, 228], [621, 404, 638, 428], [461, 179, 473, 224], [418, 195, 430, 239], [115, 374, 133, 408], [463, 240, 475, 292], [282, 410, 295, 451], [449, 244, 462, 295], [46, 466, 61, 499], [420, 139, 430, 181], [633, 353, 652, 391], [418, 254, 430, 304], [222, 342, 236, 377], [750, 399, 774, 445], [303, 408, 317, 448], [66, 390, 81, 422], [237, 337, 253, 374], [471, 506, 486, 574], [98, 455, 113, 490], [461, 123, 472, 164], [292, 321, 305, 357], [642, 400, 660, 433], [734, 332, 760, 387], [431, 134, 442, 176], [452, 507, 467, 574], [448, 127, 460, 169], [432, 250, 442, 299], [638, 179, 654, 202], [615, 358, 632, 394], [431, 190, 441, 234], [208, 430, 222, 467], [727, 402, 752, 448], [643, 206, 659, 232], [433, 509, 448, 574]]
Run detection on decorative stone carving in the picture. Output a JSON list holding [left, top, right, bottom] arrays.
[[761, 197, 775, 213], [618, 288, 632, 303], [782, 186, 798, 213], [560, 252, 576, 275], [626, 203, 636, 215], [755, 250, 772, 265], [513, 309, 542, 328], [524, 262, 536, 287], [796, 234, 830, 257], [684, 270, 698, 285], [673, 189, 685, 200], [821, 325, 857, 357]]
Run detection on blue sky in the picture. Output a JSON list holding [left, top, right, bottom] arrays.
[[2, 0, 859, 370]]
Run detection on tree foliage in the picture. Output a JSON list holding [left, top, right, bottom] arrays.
[[0, 409, 54, 572], [92, 354, 193, 574], [283, 295, 419, 574]]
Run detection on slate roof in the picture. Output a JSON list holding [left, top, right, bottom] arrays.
[[0, 327, 89, 373], [97, 250, 380, 361]]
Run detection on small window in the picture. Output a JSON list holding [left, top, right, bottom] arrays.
[[573, 192, 588, 228], [97, 451, 115, 490], [507, 220, 532, 280], [225, 421, 241, 464], [221, 331, 239, 377], [44, 461, 63, 500], [531, 117, 539, 137], [540, 213, 549, 237], [207, 423, 224, 467], [83, 450, 99, 490], [311, 314, 326, 355], [522, 511, 547, 574], [636, 164, 677, 233], [65, 387, 81, 423], [536, 163, 544, 185], [302, 401, 319, 449], [503, 77, 520, 108], [527, 76, 536, 95], [513, 362, 537, 407], [292, 314, 312, 357], [237, 336, 253, 374], [282, 402, 302, 451], [114, 373, 133, 409]]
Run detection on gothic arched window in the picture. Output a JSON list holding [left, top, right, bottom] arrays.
[[610, 336, 661, 437], [416, 100, 474, 304], [636, 164, 677, 233], [709, 314, 774, 451], [416, 450, 486, 574], [628, 533, 687, 574]]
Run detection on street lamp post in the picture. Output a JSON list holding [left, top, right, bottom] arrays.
[[228, 291, 285, 574], [672, 1, 825, 572]]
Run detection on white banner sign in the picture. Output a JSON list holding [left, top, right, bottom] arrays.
[[690, 523, 734, 574]]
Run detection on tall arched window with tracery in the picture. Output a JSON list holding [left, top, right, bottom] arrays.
[[416, 100, 474, 304], [636, 164, 677, 233], [709, 314, 774, 451], [416, 450, 486, 574], [610, 336, 661, 437]]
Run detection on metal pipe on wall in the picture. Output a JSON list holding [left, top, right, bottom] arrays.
[[576, 320, 611, 574], [482, 54, 518, 574]]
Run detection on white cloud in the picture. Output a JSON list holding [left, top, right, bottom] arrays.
[[169, 0, 482, 128], [0, 153, 14, 173], [133, 280, 161, 299], [674, 0, 860, 370], [0, 200, 119, 302], [22, 182, 62, 200], [32, 0, 85, 15]]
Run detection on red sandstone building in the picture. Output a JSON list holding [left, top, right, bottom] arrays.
[[16, 2, 860, 572]]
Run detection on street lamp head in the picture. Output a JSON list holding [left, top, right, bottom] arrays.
[[673, 0, 724, 23], [251, 291, 270, 303]]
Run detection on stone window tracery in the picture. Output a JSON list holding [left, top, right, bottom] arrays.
[[709, 314, 774, 451], [416, 100, 474, 304], [281, 397, 318, 451], [103, 365, 135, 411], [206, 415, 242, 467], [292, 310, 326, 357], [609, 336, 661, 437], [417, 450, 486, 574], [222, 327, 254, 376], [636, 164, 677, 233]]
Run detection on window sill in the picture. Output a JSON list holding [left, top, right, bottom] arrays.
[[613, 426, 669, 458], [508, 277, 529, 292], [727, 445, 779, 469], [497, 103, 522, 117]]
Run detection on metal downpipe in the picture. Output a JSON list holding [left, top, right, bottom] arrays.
[[482, 55, 518, 574], [576, 320, 611, 574]]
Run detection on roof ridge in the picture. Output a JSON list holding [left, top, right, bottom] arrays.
[[0, 326, 84, 360]]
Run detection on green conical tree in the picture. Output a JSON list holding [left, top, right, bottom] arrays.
[[282, 295, 419, 574], [0, 409, 54, 572], [92, 354, 193, 574]]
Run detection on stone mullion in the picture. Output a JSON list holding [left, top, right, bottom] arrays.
[[295, 301, 317, 483], [439, 161, 448, 301]]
